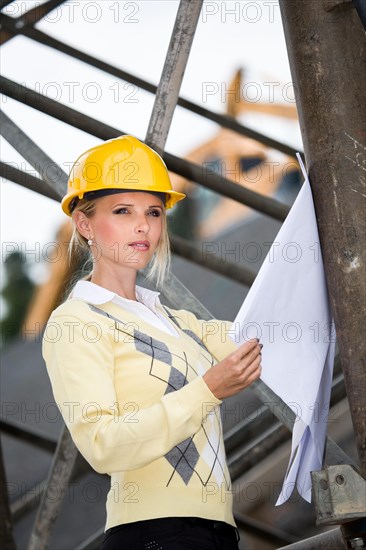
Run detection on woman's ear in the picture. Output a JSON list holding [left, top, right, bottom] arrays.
[[73, 211, 93, 240]]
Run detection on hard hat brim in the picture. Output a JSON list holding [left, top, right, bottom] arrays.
[[62, 187, 186, 216]]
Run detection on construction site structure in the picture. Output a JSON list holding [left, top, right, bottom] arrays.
[[0, 1, 365, 549]]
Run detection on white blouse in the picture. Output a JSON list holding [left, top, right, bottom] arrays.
[[70, 280, 179, 337]]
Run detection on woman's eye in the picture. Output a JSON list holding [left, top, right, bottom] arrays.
[[148, 209, 161, 217], [113, 208, 128, 215]]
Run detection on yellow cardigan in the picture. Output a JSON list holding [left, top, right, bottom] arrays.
[[42, 298, 238, 530]]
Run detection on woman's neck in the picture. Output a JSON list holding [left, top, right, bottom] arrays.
[[90, 267, 138, 301]]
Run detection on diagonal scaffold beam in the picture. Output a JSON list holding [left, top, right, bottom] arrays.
[[27, 426, 78, 550], [227, 367, 349, 480], [0, 0, 16, 11], [277, 527, 344, 550], [12, 0, 67, 26], [144, 0, 203, 154], [0, 435, 16, 550], [0, 161, 60, 200], [0, 109, 67, 195], [0, 0, 67, 45]]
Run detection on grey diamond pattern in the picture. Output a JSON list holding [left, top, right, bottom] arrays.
[[181, 328, 207, 350], [164, 438, 199, 485], [134, 330, 172, 365], [165, 366, 187, 394], [132, 329, 202, 486]]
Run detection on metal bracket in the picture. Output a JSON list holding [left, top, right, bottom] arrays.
[[312, 465, 366, 525]]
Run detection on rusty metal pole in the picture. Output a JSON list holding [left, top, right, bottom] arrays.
[[277, 527, 344, 550], [27, 427, 78, 550], [279, 0, 366, 474], [145, 0, 203, 154], [0, 436, 16, 550], [0, 110, 68, 196]]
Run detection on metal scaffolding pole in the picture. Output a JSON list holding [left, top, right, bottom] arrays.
[[145, 0, 203, 153], [277, 527, 344, 550], [0, 110, 67, 195], [0, 1, 16, 10], [0, 436, 16, 550], [170, 234, 256, 287], [0, 161, 60, 200], [279, 0, 366, 475], [0, 0, 67, 45], [27, 427, 78, 550]]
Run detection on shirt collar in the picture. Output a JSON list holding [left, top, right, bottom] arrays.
[[70, 280, 161, 308]]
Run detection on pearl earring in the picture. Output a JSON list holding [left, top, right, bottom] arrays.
[[87, 237, 93, 246]]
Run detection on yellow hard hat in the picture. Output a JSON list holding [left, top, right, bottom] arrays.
[[61, 135, 186, 215]]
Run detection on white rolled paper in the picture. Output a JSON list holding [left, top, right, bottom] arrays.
[[230, 155, 336, 504]]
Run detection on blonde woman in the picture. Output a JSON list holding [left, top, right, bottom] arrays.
[[43, 136, 262, 550]]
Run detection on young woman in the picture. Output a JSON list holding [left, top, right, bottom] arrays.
[[42, 136, 262, 550]]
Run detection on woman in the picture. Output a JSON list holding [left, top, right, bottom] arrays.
[[42, 136, 262, 550]]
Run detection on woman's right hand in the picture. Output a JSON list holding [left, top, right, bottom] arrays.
[[203, 339, 262, 400]]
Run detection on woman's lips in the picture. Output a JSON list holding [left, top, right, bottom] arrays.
[[128, 241, 150, 251]]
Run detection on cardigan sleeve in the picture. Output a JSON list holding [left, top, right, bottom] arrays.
[[42, 311, 221, 475], [167, 308, 239, 362]]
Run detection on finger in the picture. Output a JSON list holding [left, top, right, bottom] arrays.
[[234, 339, 259, 361], [241, 354, 262, 379], [230, 363, 261, 395], [246, 365, 262, 385], [239, 343, 261, 367]]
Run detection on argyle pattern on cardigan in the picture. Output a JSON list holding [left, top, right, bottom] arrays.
[[88, 303, 230, 489]]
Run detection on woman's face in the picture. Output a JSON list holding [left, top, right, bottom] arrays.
[[76, 191, 164, 273]]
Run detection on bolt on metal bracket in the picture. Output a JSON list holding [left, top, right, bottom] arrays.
[[311, 464, 366, 526]]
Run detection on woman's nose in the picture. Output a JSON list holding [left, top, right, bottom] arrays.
[[135, 215, 149, 233]]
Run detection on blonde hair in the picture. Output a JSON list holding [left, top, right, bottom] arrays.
[[68, 197, 171, 288]]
